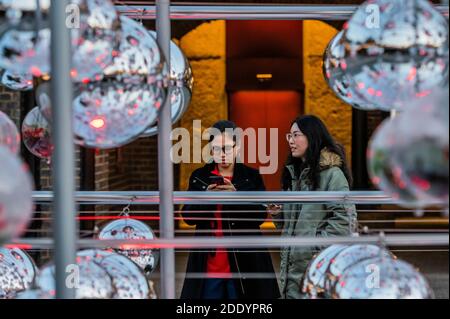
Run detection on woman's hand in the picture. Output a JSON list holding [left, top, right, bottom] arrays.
[[267, 204, 282, 216], [214, 178, 237, 192]]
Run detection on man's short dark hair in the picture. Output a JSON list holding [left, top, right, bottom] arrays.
[[209, 120, 238, 142]]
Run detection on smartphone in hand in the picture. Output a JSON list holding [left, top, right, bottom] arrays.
[[209, 175, 225, 186]]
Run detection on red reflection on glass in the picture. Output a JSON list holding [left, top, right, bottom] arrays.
[[89, 117, 106, 130], [411, 176, 431, 191]]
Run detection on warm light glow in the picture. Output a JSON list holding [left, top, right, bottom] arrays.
[[70, 69, 78, 78], [89, 117, 106, 130], [30, 67, 42, 77], [256, 74, 273, 80]]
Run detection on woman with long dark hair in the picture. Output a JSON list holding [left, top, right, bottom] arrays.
[[268, 115, 357, 299]]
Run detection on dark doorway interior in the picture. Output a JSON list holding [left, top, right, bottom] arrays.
[[226, 21, 304, 190]]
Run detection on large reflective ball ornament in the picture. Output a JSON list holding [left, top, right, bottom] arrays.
[[0, 110, 20, 154], [333, 257, 434, 299], [0, 0, 121, 82], [77, 250, 152, 299], [37, 258, 115, 299], [324, 244, 393, 294], [21, 106, 53, 160], [0, 248, 36, 299], [99, 218, 159, 275], [0, 248, 37, 290], [323, 31, 377, 111], [15, 289, 53, 299], [143, 32, 193, 137], [389, 90, 449, 206], [72, 16, 167, 148], [35, 81, 51, 121], [103, 16, 165, 80], [0, 1, 51, 77], [69, 0, 121, 83], [0, 69, 33, 91], [301, 245, 348, 298], [0, 146, 34, 245], [0, 30, 50, 78], [367, 117, 422, 206], [0, 259, 25, 299], [341, 0, 449, 111], [73, 82, 165, 148]]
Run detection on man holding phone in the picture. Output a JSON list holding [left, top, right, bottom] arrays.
[[180, 120, 280, 300]]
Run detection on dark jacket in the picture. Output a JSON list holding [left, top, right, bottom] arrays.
[[180, 162, 281, 299]]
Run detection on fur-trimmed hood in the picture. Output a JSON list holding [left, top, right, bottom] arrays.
[[319, 147, 343, 171]]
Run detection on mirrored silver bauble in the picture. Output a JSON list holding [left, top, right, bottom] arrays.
[[103, 16, 165, 80], [324, 244, 393, 295], [70, 16, 168, 148], [341, 0, 449, 111], [0, 110, 20, 154], [367, 117, 422, 206], [21, 106, 53, 160], [0, 248, 37, 292], [0, 1, 50, 77], [73, 81, 165, 148], [99, 218, 159, 275], [37, 258, 115, 299], [15, 289, 53, 299], [323, 31, 377, 111], [389, 89, 449, 206], [69, 0, 121, 83], [0, 146, 34, 245], [0, 259, 26, 299], [77, 249, 152, 299], [333, 257, 434, 299], [142, 32, 193, 137], [35, 81, 51, 121], [0, 69, 33, 91], [0, 29, 50, 78], [301, 245, 349, 298], [0, 0, 121, 82]]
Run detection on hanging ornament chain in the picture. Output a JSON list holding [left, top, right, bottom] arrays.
[[120, 196, 137, 217]]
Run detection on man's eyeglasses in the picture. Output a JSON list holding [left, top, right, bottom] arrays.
[[286, 132, 305, 142], [211, 145, 235, 154]]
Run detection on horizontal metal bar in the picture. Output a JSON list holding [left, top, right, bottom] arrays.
[[7, 234, 449, 249], [31, 191, 447, 206], [115, 4, 449, 20]]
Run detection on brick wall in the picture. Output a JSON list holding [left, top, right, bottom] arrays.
[[94, 137, 161, 193], [38, 147, 81, 191], [93, 138, 161, 230], [0, 86, 21, 126], [367, 110, 388, 141], [123, 137, 160, 190]]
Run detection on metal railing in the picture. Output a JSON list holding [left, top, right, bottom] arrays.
[[31, 191, 448, 206], [8, 234, 449, 250], [114, 3, 449, 20]]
